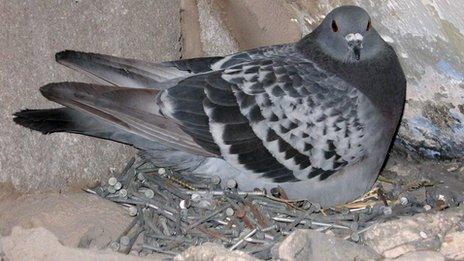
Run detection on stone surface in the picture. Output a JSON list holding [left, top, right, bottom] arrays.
[[273, 229, 380, 261], [193, 0, 464, 159], [389, 250, 445, 261], [363, 206, 464, 258], [0, 226, 156, 261], [0, 192, 131, 248], [0, 0, 181, 193], [175, 242, 257, 261], [440, 231, 464, 260]]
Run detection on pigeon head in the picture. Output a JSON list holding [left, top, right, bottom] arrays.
[[310, 6, 385, 63]]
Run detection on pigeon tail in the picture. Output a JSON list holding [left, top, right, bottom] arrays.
[[14, 107, 132, 145], [14, 108, 83, 135]]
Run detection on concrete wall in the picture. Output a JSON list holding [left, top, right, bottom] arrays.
[[0, 0, 181, 192]]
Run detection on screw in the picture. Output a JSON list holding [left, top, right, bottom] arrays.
[[226, 179, 237, 189], [108, 177, 118, 186]]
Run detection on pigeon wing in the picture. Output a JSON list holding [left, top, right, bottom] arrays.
[[158, 55, 366, 182]]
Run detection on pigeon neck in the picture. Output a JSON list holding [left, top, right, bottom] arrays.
[[296, 35, 406, 121]]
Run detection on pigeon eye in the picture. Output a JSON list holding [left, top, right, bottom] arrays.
[[331, 20, 339, 32], [366, 20, 372, 31]]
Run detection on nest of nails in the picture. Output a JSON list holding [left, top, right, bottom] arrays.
[[84, 156, 461, 259]]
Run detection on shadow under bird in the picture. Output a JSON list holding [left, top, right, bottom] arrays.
[[13, 6, 406, 206]]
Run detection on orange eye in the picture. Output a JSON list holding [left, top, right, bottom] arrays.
[[366, 20, 372, 31], [331, 20, 339, 32]]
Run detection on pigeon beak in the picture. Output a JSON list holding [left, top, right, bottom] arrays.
[[345, 33, 363, 61]]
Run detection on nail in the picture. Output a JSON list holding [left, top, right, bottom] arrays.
[[108, 177, 118, 186], [157, 168, 166, 176], [272, 216, 350, 230], [226, 207, 235, 217], [226, 179, 237, 189], [114, 182, 122, 191], [187, 204, 229, 230], [142, 244, 178, 256], [107, 186, 117, 194], [186, 190, 266, 197], [109, 241, 120, 251], [229, 228, 258, 250], [211, 175, 221, 185]]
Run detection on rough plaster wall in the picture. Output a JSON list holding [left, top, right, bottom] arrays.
[[0, 0, 181, 192], [195, 0, 464, 159]]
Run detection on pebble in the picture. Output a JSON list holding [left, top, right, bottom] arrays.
[[419, 231, 428, 239], [128, 206, 138, 217]]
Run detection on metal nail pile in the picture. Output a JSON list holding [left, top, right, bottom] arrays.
[[84, 156, 458, 259]]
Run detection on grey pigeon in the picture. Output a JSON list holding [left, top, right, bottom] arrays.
[[13, 6, 406, 206]]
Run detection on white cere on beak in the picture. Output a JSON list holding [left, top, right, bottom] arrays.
[[345, 33, 363, 43]]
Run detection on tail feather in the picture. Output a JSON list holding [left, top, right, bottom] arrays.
[[55, 50, 191, 88], [14, 107, 121, 141], [14, 108, 80, 135], [13, 107, 153, 148]]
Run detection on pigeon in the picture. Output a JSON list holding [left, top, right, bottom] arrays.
[[13, 5, 406, 206]]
